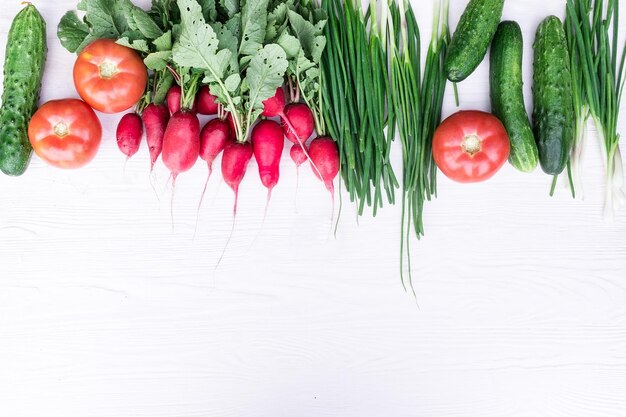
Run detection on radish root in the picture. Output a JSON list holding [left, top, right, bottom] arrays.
[[169, 174, 176, 233], [193, 168, 212, 239], [215, 210, 237, 271]]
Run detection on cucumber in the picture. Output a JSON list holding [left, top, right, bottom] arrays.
[[490, 21, 538, 173], [444, 0, 504, 82], [532, 16, 574, 175], [0, 4, 47, 176]]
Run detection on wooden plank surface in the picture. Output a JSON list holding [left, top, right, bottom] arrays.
[[1, 1, 626, 416]]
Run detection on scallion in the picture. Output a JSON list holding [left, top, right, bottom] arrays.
[[566, 0, 626, 219]]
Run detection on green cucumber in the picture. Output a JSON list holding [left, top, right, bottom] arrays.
[[0, 4, 47, 176], [444, 0, 504, 82], [490, 21, 538, 173], [532, 16, 574, 175]]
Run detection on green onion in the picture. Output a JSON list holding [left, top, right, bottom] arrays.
[[566, 0, 626, 219], [389, 0, 449, 292], [564, 4, 590, 199], [321, 0, 398, 217]]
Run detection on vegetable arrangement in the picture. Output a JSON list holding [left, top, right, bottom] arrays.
[[0, 0, 625, 292], [55, 0, 339, 215]]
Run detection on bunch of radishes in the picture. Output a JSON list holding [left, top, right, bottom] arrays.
[[115, 82, 339, 214], [255, 86, 339, 202], [115, 0, 338, 222]]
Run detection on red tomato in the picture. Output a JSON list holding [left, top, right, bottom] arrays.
[[28, 99, 103, 169], [73, 39, 147, 113], [432, 110, 510, 183]]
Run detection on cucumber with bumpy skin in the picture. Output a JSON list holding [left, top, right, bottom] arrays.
[[0, 3, 47, 176], [490, 21, 538, 173], [445, 0, 504, 82], [532, 16, 574, 176]]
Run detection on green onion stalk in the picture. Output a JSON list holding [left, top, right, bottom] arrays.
[[321, 0, 398, 218], [565, 5, 590, 199], [389, 0, 449, 293], [567, 0, 626, 219]]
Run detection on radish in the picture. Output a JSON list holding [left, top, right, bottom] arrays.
[[196, 86, 219, 115], [196, 118, 232, 219], [116, 113, 143, 159], [162, 110, 200, 228], [262, 87, 286, 118], [166, 86, 181, 115], [200, 118, 232, 175], [279, 103, 326, 182], [281, 103, 315, 144], [162, 110, 201, 181], [166, 86, 196, 115], [225, 112, 236, 139], [290, 143, 307, 167], [221, 141, 253, 214], [216, 141, 253, 266], [142, 103, 170, 171], [251, 119, 285, 204], [309, 136, 340, 195], [264, 98, 322, 180]]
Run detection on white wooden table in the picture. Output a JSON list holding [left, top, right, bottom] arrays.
[[1, 1, 626, 416]]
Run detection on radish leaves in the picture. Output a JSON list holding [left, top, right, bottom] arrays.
[[244, 44, 288, 134]]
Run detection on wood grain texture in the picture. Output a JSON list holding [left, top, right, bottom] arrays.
[[1, 1, 626, 416]]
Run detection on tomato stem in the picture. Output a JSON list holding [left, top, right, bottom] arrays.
[[53, 121, 70, 138], [98, 61, 118, 79], [461, 134, 482, 157]]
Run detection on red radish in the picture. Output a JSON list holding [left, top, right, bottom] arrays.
[[266, 99, 322, 180], [309, 136, 340, 195], [290, 144, 307, 167], [251, 120, 285, 202], [163, 110, 200, 228], [116, 113, 143, 159], [247, 119, 285, 246], [196, 86, 219, 115], [278, 104, 325, 183], [281, 103, 315, 144], [225, 112, 236, 139], [200, 118, 232, 174], [221, 141, 253, 214], [166, 86, 196, 115], [166, 86, 181, 115], [142, 103, 170, 171], [262, 87, 286, 118], [215, 141, 253, 268], [162, 110, 201, 180]]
